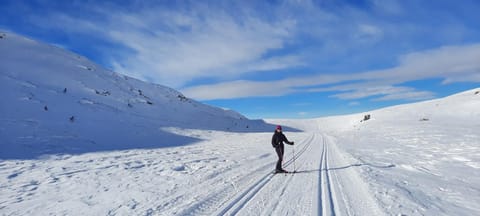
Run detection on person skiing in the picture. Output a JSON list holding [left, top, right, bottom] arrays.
[[271, 125, 294, 173]]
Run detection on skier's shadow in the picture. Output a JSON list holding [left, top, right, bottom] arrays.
[[294, 163, 395, 174]]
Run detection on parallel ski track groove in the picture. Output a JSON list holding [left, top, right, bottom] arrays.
[[214, 133, 315, 216], [179, 161, 275, 215], [318, 135, 326, 215], [248, 134, 315, 215], [263, 134, 318, 215], [284, 133, 314, 168], [318, 134, 337, 216], [266, 169, 297, 215], [324, 135, 337, 216]]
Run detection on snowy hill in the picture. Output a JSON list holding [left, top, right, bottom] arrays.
[[276, 87, 480, 133], [333, 89, 480, 215], [0, 31, 275, 159], [1, 31, 479, 216], [272, 88, 480, 215]]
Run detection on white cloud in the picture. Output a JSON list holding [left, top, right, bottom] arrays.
[[104, 8, 300, 88], [442, 73, 480, 84], [298, 112, 308, 116], [372, 90, 435, 101], [17, 1, 480, 102], [182, 80, 295, 100], [348, 101, 360, 106], [182, 43, 480, 101], [371, 0, 404, 16], [329, 85, 435, 101], [356, 24, 383, 42], [330, 86, 415, 100], [292, 102, 312, 107], [27, 4, 301, 88]]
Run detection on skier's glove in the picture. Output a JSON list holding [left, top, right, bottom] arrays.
[[290, 141, 294, 145]]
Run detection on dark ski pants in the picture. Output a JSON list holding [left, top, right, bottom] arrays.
[[275, 144, 284, 171]]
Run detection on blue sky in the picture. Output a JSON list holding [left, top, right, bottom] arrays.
[[1, 0, 480, 119]]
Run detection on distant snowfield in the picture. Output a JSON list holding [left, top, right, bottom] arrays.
[[1, 31, 480, 215]]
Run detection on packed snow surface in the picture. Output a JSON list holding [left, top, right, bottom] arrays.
[[1, 31, 479, 215]]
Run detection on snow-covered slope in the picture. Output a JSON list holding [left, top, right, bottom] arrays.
[[276, 88, 480, 133], [0, 31, 274, 159], [337, 89, 480, 215], [2, 88, 477, 216], [274, 88, 480, 215], [1, 30, 479, 216]]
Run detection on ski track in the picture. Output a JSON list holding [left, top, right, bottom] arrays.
[[0, 131, 385, 216], [321, 134, 385, 216], [2, 31, 479, 216], [211, 133, 315, 216], [205, 132, 383, 216], [318, 133, 338, 216]]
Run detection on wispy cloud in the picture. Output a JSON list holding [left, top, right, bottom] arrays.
[[298, 112, 309, 117], [182, 43, 480, 101], [108, 11, 301, 87], [330, 86, 416, 100], [355, 24, 384, 43], [348, 101, 360, 106], [181, 80, 295, 100], [5, 0, 479, 105], [50, 4, 302, 87], [15, 2, 301, 88], [372, 90, 435, 101]]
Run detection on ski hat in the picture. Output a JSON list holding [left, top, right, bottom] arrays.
[[276, 125, 282, 130]]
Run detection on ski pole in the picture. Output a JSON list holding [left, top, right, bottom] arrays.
[[292, 143, 296, 173]]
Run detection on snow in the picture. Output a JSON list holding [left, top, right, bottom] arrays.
[[0, 31, 276, 160], [1, 30, 480, 215]]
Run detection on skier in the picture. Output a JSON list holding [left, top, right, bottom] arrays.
[[271, 125, 294, 173]]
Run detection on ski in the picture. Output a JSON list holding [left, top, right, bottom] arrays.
[[273, 170, 296, 174]]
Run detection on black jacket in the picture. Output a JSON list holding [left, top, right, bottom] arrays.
[[271, 131, 293, 148]]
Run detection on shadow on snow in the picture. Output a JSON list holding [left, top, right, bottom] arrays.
[[0, 118, 302, 160], [293, 163, 395, 174]]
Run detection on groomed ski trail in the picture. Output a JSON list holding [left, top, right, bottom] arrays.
[[321, 134, 385, 216], [213, 134, 315, 216], [208, 133, 385, 216]]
